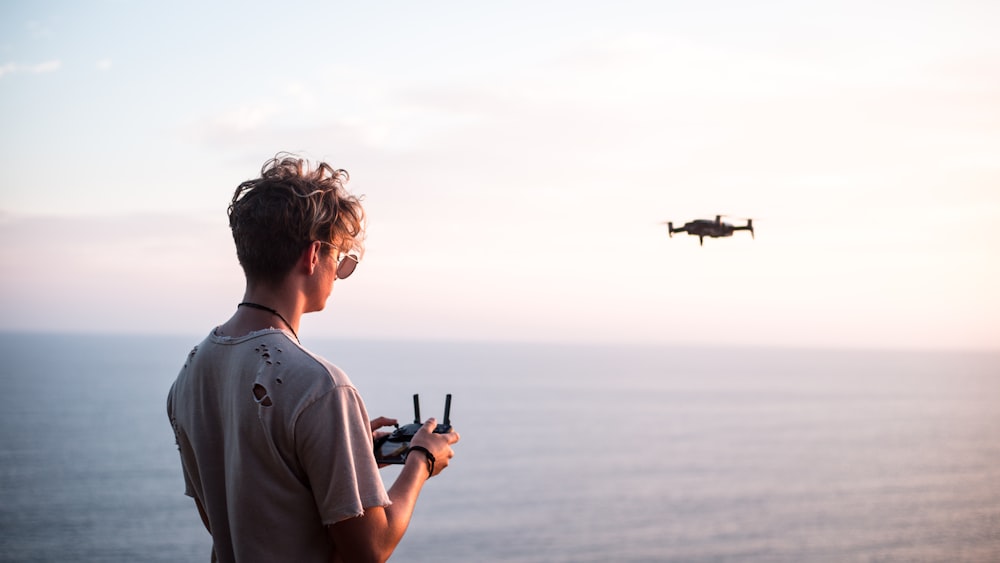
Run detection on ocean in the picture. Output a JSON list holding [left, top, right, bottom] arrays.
[[0, 333, 997, 562]]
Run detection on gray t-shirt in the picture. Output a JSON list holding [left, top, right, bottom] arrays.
[[168, 329, 390, 563]]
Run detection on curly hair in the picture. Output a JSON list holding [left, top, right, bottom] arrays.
[[228, 153, 366, 286]]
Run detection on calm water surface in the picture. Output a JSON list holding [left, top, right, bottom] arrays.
[[0, 333, 997, 562]]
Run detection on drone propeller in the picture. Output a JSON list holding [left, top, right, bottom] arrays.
[[713, 214, 757, 239], [719, 214, 756, 224]]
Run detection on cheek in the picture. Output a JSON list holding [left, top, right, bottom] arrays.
[[329, 272, 337, 291]]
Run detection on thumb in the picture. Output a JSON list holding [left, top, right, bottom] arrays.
[[422, 417, 438, 432]]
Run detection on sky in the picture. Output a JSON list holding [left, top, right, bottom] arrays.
[[1, 0, 998, 350]]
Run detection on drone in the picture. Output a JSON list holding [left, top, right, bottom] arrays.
[[663, 215, 754, 246]]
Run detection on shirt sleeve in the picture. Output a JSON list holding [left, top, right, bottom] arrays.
[[166, 382, 197, 498], [294, 385, 391, 524]]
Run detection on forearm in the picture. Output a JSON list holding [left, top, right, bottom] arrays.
[[330, 453, 430, 562], [330, 420, 456, 561], [380, 454, 431, 550]]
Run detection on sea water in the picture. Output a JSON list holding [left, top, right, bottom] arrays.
[[0, 333, 997, 562]]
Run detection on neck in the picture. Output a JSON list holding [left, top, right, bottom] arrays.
[[238, 302, 299, 342], [227, 285, 306, 341]]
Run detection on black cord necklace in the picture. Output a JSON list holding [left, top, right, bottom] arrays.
[[238, 302, 299, 343]]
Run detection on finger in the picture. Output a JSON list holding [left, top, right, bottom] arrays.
[[421, 417, 438, 432], [370, 417, 398, 431]]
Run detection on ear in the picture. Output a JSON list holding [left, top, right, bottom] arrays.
[[302, 241, 323, 275]]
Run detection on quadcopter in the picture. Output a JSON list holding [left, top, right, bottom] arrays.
[[663, 215, 754, 246]]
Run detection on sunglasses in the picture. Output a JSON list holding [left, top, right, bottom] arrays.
[[336, 253, 358, 279], [318, 241, 359, 279]]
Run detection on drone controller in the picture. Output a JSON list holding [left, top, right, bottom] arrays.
[[374, 394, 452, 465]]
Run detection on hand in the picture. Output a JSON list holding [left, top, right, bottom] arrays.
[[370, 416, 398, 440], [408, 418, 460, 478], [370, 416, 400, 468]]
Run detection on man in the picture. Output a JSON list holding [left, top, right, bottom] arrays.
[[167, 154, 459, 562]]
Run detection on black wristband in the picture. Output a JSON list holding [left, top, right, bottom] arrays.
[[406, 446, 435, 478]]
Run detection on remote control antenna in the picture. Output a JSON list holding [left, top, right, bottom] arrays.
[[412, 394, 421, 424], [443, 394, 452, 426]]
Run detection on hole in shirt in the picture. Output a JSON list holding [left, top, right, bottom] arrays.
[[252, 383, 273, 407]]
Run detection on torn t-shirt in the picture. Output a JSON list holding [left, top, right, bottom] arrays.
[[167, 329, 390, 563]]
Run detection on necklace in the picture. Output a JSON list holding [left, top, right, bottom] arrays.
[[237, 302, 299, 343]]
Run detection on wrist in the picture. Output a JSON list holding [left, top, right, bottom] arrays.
[[406, 446, 435, 479]]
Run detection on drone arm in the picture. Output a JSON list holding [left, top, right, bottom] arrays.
[[731, 220, 755, 238]]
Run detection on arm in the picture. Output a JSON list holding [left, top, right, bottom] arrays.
[[327, 418, 460, 562]]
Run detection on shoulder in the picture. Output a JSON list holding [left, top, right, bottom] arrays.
[[279, 340, 355, 392], [239, 334, 364, 421], [193, 329, 353, 386]]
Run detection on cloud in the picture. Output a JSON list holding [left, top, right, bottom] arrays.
[[0, 60, 62, 78], [0, 211, 241, 334], [96, 59, 113, 71], [32, 60, 60, 73], [197, 101, 284, 139]]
